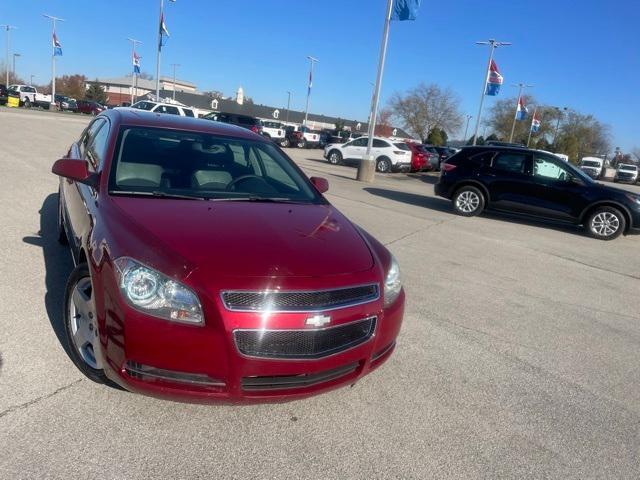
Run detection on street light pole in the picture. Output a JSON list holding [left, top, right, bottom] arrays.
[[1, 25, 17, 86], [170, 63, 180, 101], [43, 15, 64, 109], [553, 106, 567, 148], [286, 91, 292, 124], [303, 56, 318, 127], [472, 39, 511, 145], [508, 82, 533, 143], [12, 53, 20, 79], [463, 114, 472, 144], [30, 74, 35, 85], [127, 37, 142, 104]]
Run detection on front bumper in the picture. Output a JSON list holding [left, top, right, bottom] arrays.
[[97, 273, 404, 404], [392, 162, 412, 172]]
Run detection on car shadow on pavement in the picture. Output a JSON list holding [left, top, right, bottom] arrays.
[[22, 193, 74, 357], [364, 187, 453, 213], [406, 173, 439, 185]]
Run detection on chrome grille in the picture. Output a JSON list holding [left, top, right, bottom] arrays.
[[233, 317, 376, 359], [221, 284, 379, 312]]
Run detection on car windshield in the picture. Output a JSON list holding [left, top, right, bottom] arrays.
[[619, 165, 637, 171], [393, 143, 411, 151], [581, 160, 601, 167], [108, 127, 322, 203]]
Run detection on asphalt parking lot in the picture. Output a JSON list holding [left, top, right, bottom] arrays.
[[1, 108, 639, 479]]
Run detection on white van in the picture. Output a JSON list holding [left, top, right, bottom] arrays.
[[579, 156, 605, 179]]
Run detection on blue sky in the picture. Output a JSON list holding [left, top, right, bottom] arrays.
[[4, 0, 639, 151]]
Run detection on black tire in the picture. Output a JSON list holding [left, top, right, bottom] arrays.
[[297, 139, 306, 149], [23, 97, 31, 108], [452, 185, 485, 217], [62, 263, 110, 384], [376, 157, 391, 173], [281, 138, 290, 148], [57, 191, 68, 245], [328, 150, 342, 165], [585, 206, 625, 240]]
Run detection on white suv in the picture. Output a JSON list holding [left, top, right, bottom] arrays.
[[130, 100, 195, 117], [261, 121, 286, 145], [324, 137, 412, 173]]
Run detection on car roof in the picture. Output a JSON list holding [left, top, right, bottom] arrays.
[[106, 108, 267, 141]]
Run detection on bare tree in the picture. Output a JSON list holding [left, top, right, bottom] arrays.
[[388, 83, 462, 142], [631, 147, 640, 162]]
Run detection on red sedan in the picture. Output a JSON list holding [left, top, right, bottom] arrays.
[[53, 109, 405, 403], [406, 142, 434, 172]]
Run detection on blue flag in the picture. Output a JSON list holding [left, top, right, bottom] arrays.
[[53, 32, 62, 56], [391, 0, 422, 21]]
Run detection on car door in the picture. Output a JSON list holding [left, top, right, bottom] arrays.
[[484, 150, 538, 214], [527, 153, 589, 221], [342, 137, 367, 161], [64, 118, 109, 257]]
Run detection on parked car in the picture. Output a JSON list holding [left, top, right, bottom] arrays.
[[52, 109, 404, 402], [129, 100, 195, 118], [202, 111, 262, 135], [435, 146, 640, 240], [8, 84, 52, 108], [324, 137, 412, 173], [282, 125, 303, 148], [420, 145, 441, 170], [406, 143, 429, 172], [260, 120, 286, 144], [433, 146, 458, 169], [579, 156, 605, 179], [0, 83, 7, 105], [614, 164, 638, 184], [76, 100, 108, 115], [55, 95, 77, 112]]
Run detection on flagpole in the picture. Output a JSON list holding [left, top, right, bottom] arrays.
[[509, 82, 533, 143], [43, 15, 64, 110], [303, 56, 318, 127], [155, 0, 164, 101], [356, 0, 394, 183], [527, 106, 537, 148], [472, 39, 511, 146], [128, 38, 141, 104]]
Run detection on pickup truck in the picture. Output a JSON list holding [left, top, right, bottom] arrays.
[[260, 120, 286, 145], [579, 156, 605, 179], [8, 84, 52, 108], [283, 125, 320, 148]]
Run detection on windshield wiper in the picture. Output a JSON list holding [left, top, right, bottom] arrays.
[[109, 190, 206, 200], [209, 196, 304, 204]]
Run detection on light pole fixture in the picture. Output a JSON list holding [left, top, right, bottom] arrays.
[[127, 37, 142, 104], [553, 106, 568, 147], [43, 15, 65, 108], [463, 114, 473, 143], [286, 91, 292, 124], [12, 53, 21, 79], [303, 56, 318, 127], [508, 82, 533, 143], [472, 39, 511, 145], [30, 74, 35, 85], [0, 25, 17, 87], [170, 63, 180, 100]]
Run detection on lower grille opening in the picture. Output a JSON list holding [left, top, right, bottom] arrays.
[[371, 341, 396, 363], [234, 317, 376, 360], [242, 362, 359, 391], [125, 361, 225, 387]]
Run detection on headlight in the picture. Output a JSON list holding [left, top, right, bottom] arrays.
[[383, 255, 402, 307], [114, 257, 203, 324]]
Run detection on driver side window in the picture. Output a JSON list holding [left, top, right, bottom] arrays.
[[533, 155, 570, 181]]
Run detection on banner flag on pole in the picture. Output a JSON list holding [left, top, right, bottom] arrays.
[[485, 60, 502, 96], [53, 32, 63, 56], [133, 51, 141, 74], [159, 13, 170, 50], [307, 69, 312, 96], [516, 96, 528, 121], [531, 111, 541, 132], [391, 0, 422, 21]]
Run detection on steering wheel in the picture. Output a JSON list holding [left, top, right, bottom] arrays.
[[226, 174, 268, 191]]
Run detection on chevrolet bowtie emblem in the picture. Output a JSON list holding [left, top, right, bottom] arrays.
[[305, 314, 331, 327]]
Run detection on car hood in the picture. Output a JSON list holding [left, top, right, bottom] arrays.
[[110, 198, 374, 278]]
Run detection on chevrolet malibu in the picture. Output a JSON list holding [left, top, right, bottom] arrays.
[[53, 109, 404, 403]]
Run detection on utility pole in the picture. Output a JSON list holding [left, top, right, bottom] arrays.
[[170, 63, 180, 101], [30, 74, 35, 85], [508, 82, 533, 143], [1, 25, 17, 86], [356, 0, 394, 183], [303, 56, 318, 127], [463, 115, 472, 144], [12, 53, 20, 79], [127, 37, 142, 104], [43, 15, 64, 109], [285, 91, 292, 124], [472, 39, 511, 145]]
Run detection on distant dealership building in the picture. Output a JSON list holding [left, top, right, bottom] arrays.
[[86, 76, 197, 106]]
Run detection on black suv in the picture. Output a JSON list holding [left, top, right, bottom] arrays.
[[202, 112, 262, 135], [435, 146, 640, 240]]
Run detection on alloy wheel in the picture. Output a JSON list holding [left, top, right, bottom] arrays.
[[590, 212, 620, 237], [456, 191, 480, 213], [68, 276, 102, 369]]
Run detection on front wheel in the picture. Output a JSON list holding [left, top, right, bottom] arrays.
[[281, 138, 290, 148], [63, 263, 110, 384], [586, 206, 625, 240], [328, 150, 342, 165], [376, 157, 391, 173], [452, 186, 485, 217], [297, 139, 306, 149]]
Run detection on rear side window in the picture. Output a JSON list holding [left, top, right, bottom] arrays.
[[468, 151, 495, 166], [183, 109, 194, 117], [393, 143, 410, 151], [492, 152, 528, 174], [373, 139, 389, 148]]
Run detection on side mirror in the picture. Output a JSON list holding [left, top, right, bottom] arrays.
[[51, 158, 98, 187], [310, 176, 329, 194]]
